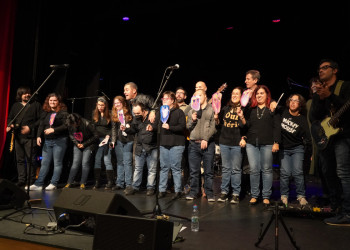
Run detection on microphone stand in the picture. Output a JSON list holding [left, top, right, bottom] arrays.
[[255, 201, 300, 250], [1, 67, 59, 221], [143, 67, 190, 222]]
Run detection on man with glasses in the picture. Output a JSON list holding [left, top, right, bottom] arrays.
[[310, 59, 350, 226], [175, 87, 189, 113]]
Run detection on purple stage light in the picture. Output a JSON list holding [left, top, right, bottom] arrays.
[[122, 17, 130, 21]]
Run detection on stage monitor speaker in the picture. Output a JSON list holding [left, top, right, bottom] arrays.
[[93, 213, 174, 250], [53, 188, 142, 234], [0, 179, 29, 210]]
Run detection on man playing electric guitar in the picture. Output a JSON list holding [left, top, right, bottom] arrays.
[[310, 59, 350, 226]]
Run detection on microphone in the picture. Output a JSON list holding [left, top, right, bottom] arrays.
[[50, 64, 70, 69], [167, 64, 180, 70]]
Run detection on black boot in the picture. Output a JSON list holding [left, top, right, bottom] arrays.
[[93, 168, 101, 190], [105, 170, 115, 190]]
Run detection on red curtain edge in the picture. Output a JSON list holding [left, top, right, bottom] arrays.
[[0, 0, 18, 170]]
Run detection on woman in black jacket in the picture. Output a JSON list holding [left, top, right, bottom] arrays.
[[64, 113, 99, 189], [242, 85, 281, 206], [27, 93, 68, 191], [158, 91, 186, 200], [110, 96, 134, 191], [91, 97, 113, 189]]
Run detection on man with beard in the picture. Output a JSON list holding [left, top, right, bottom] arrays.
[[175, 86, 189, 113], [311, 59, 350, 226], [6, 86, 42, 186]]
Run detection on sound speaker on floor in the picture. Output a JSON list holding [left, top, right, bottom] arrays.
[[93, 213, 174, 250], [0, 179, 29, 210], [53, 188, 142, 234]]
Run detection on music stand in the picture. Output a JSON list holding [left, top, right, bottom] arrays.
[[255, 201, 300, 250], [142, 66, 190, 222], [1, 66, 62, 220]]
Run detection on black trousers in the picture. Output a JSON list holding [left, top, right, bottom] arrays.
[[14, 137, 37, 184]]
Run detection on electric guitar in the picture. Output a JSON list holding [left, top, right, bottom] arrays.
[[8, 124, 20, 152], [9, 130, 14, 152], [311, 98, 350, 150]]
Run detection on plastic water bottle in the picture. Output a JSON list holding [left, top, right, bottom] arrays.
[[191, 204, 199, 232]]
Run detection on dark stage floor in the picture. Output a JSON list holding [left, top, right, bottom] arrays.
[[0, 176, 349, 250]]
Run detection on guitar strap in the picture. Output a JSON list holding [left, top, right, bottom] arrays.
[[334, 80, 344, 96]]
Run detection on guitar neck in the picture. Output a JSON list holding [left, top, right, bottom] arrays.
[[329, 99, 350, 125], [207, 83, 227, 104]]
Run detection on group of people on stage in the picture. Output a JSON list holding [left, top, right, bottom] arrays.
[[5, 58, 350, 226]]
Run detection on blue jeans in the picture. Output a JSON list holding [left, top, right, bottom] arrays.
[[159, 145, 185, 193], [188, 141, 215, 197], [280, 145, 305, 198], [219, 144, 242, 195], [132, 149, 157, 190], [115, 140, 134, 187], [246, 143, 273, 199], [94, 137, 113, 170], [67, 145, 93, 184], [35, 137, 68, 186], [320, 137, 350, 215]]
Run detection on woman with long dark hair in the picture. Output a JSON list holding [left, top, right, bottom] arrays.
[[110, 96, 134, 191], [91, 97, 114, 189], [27, 93, 68, 191]]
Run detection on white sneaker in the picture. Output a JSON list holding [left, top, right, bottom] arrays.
[[26, 184, 43, 191], [230, 195, 240, 204], [45, 184, 57, 191], [207, 197, 215, 202]]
